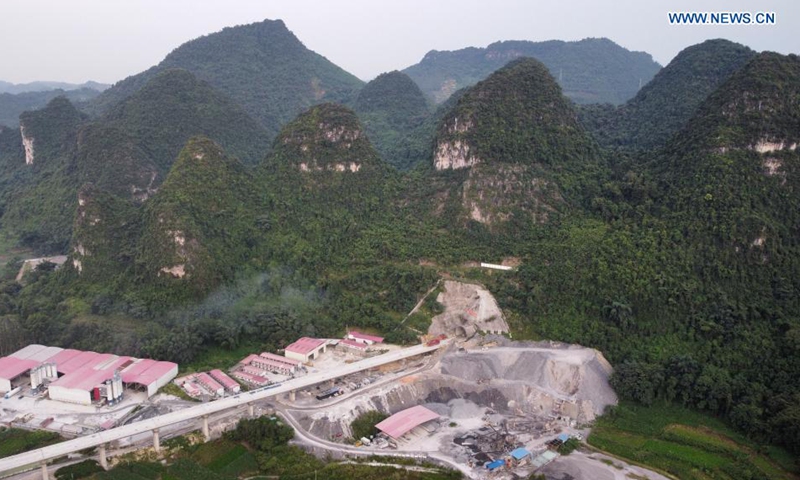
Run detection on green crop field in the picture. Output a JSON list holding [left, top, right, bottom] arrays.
[[588, 402, 800, 480]]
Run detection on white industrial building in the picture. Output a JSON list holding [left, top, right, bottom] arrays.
[[0, 344, 178, 405]]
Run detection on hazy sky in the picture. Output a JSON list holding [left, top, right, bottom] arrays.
[[1, 0, 797, 84]]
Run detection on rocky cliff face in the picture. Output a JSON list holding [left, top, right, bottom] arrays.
[[19, 124, 34, 165]]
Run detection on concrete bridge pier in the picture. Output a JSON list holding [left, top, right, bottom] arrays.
[[98, 443, 108, 470], [289, 390, 296, 402], [40, 462, 49, 480], [152, 428, 160, 452], [248, 402, 255, 417], [327, 379, 335, 389], [202, 415, 210, 441]]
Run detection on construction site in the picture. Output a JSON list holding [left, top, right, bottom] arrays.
[[254, 279, 668, 479], [282, 333, 618, 478]]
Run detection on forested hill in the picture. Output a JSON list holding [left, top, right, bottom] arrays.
[[0, 69, 269, 253], [103, 68, 270, 169], [402, 38, 661, 105], [429, 57, 604, 228], [0, 88, 102, 128], [353, 71, 432, 170], [580, 39, 756, 150], [609, 51, 800, 455], [88, 19, 364, 140]]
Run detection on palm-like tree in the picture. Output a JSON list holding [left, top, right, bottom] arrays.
[[603, 299, 633, 329]]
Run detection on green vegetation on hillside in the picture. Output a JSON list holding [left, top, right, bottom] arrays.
[[589, 402, 799, 480], [430, 57, 606, 227], [1, 97, 86, 252], [104, 69, 271, 169], [0, 68, 270, 253], [354, 71, 432, 170], [89, 19, 363, 139], [0, 88, 101, 127], [580, 39, 756, 150]]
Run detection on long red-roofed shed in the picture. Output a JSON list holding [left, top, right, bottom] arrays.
[[375, 406, 440, 439]]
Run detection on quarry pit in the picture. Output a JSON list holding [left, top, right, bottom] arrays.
[[282, 336, 621, 479]]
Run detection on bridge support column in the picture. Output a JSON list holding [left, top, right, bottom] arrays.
[[327, 379, 335, 389], [248, 402, 255, 417], [289, 390, 296, 402], [40, 462, 49, 480], [152, 428, 160, 452], [99, 443, 108, 470], [202, 415, 210, 441]]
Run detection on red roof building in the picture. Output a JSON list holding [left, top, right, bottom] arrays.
[[196, 372, 224, 396], [210, 369, 241, 393], [232, 370, 270, 387], [0, 357, 40, 392], [0, 344, 178, 404], [375, 406, 440, 439], [284, 337, 327, 362]]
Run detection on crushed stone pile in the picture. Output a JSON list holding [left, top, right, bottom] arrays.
[[439, 342, 617, 417]]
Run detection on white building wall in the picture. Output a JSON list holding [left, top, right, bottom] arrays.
[[0, 377, 11, 393], [285, 350, 309, 362], [48, 386, 91, 405], [147, 364, 179, 397]]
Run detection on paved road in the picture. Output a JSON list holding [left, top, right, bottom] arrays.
[[0, 342, 444, 476]]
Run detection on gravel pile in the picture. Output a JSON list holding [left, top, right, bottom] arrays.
[[439, 343, 617, 416]]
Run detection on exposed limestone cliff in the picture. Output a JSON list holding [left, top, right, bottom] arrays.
[[20, 123, 34, 165]]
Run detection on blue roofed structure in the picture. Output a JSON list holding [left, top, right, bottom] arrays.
[[510, 447, 531, 460], [486, 459, 505, 470], [557, 433, 570, 443]]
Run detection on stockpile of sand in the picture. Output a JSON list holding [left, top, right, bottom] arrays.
[[429, 281, 509, 337]]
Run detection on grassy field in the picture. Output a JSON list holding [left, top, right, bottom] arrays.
[[0, 428, 62, 459], [588, 402, 799, 480]]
